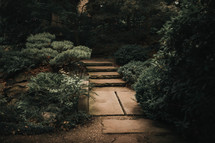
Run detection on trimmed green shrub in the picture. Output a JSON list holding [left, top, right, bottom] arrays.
[[26, 32, 56, 42], [25, 33, 92, 69], [114, 45, 150, 65], [72, 46, 92, 59], [26, 32, 55, 49], [39, 48, 59, 58], [118, 60, 151, 86], [21, 48, 58, 64], [50, 47, 92, 67], [73, 45, 92, 53], [1, 32, 92, 75], [51, 40, 74, 52]]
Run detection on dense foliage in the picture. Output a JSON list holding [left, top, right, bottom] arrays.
[[22, 48, 58, 64], [26, 32, 56, 49], [118, 61, 151, 86], [134, 0, 215, 142], [50, 45, 92, 67], [0, 33, 92, 77], [51, 41, 74, 52], [0, 31, 91, 135], [85, 0, 177, 56], [0, 50, 35, 75], [0, 72, 89, 135], [23, 33, 58, 65], [114, 45, 150, 65]]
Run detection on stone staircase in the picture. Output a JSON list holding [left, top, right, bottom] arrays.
[[81, 59, 143, 116], [84, 60, 126, 87]]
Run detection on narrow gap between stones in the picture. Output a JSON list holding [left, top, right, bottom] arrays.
[[115, 91, 126, 115]]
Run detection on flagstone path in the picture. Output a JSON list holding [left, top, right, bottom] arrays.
[[0, 59, 187, 143], [80, 59, 186, 142], [83, 59, 143, 116]]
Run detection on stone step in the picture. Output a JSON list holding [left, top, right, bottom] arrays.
[[85, 62, 113, 66], [92, 87, 134, 92], [90, 79, 126, 87], [81, 60, 113, 66], [87, 66, 118, 72], [89, 72, 121, 79]]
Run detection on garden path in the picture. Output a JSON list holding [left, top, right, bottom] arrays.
[[0, 59, 186, 143], [79, 59, 186, 142]]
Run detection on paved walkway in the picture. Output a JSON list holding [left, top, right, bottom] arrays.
[[81, 59, 186, 142], [0, 59, 186, 143], [82, 59, 143, 116]]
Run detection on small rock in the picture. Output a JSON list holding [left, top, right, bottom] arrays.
[[13, 82, 28, 88], [5, 83, 28, 97], [14, 73, 31, 83], [8, 98, 18, 105]]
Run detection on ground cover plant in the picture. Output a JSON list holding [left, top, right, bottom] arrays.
[[0, 32, 92, 135], [0, 50, 36, 76], [0, 72, 89, 135]]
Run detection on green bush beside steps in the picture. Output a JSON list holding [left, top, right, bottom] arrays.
[[0, 72, 90, 135]]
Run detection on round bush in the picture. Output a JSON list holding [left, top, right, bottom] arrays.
[[49, 47, 92, 67], [114, 45, 150, 65], [26, 32, 56, 49], [118, 61, 150, 86], [51, 40, 74, 52], [134, 64, 168, 119]]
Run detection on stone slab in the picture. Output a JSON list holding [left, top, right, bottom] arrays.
[[92, 87, 134, 92], [89, 91, 124, 115], [83, 61, 113, 66], [90, 79, 126, 87], [117, 91, 143, 115], [87, 66, 117, 72], [90, 79, 126, 84], [89, 72, 120, 76], [81, 59, 113, 63], [89, 72, 120, 79], [102, 119, 170, 134]]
